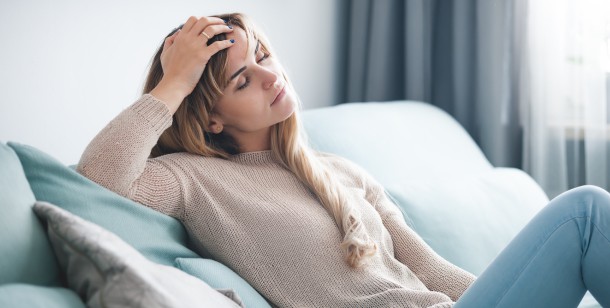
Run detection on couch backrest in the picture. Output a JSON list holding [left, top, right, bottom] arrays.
[[302, 101, 493, 184], [0, 143, 60, 286]]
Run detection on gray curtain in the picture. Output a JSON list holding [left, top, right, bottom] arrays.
[[342, 0, 523, 169]]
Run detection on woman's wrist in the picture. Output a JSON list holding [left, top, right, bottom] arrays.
[[149, 79, 190, 114]]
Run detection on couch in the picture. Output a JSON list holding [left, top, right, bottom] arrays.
[[0, 100, 600, 307]]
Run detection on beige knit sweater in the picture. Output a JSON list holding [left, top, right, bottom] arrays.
[[77, 94, 476, 308]]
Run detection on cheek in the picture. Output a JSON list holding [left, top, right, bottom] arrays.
[[219, 94, 265, 121]]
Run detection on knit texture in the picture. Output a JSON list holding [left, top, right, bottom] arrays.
[[77, 94, 476, 308]]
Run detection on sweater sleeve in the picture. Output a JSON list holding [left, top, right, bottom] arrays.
[[370, 183, 476, 302], [77, 94, 185, 220]]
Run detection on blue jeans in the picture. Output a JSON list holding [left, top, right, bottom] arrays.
[[454, 185, 610, 308]]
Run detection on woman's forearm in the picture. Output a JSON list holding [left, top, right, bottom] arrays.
[[149, 79, 189, 114]]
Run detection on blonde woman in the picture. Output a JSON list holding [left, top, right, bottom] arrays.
[[78, 13, 610, 307]]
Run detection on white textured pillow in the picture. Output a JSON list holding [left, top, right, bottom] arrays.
[[33, 201, 243, 308]]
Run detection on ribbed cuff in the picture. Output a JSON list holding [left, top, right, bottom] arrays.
[[131, 94, 173, 134]]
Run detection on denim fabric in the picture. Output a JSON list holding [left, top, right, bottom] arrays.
[[455, 185, 610, 307]]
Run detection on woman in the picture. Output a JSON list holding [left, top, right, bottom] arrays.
[[78, 13, 610, 307]]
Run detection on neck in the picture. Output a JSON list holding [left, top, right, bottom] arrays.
[[231, 126, 272, 153]]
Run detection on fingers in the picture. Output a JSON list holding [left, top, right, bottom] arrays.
[[206, 39, 235, 56], [190, 16, 226, 37], [200, 24, 233, 41], [163, 30, 180, 51], [165, 16, 235, 65], [200, 39, 235, 64], [181, 16, 198, 33]]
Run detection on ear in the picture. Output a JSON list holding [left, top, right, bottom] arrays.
[[207, 113, 224, 133]]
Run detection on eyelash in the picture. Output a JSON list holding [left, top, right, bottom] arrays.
[[237, 53, 270, 91]]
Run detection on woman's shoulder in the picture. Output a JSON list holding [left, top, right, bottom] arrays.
[[315, 151, 363, 171], [314, 150, 347, 168], [314, 151, 374, 184], [314, 151, 387, 200]]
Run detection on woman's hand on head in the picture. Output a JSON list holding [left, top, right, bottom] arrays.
[[151, 16, 234, 113]]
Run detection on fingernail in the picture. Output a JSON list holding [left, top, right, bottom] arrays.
[[230, 39, 235, 43]]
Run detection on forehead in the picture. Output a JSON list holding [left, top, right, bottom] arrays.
[[225, 27, 256, 76]]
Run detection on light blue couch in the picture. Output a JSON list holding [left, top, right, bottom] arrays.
[[0, 101, 600, 307]]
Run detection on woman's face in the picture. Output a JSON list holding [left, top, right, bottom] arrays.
[[209, 27, 296, 150]]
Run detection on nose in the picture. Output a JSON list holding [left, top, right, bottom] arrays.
[[261, 67, 280, 90]]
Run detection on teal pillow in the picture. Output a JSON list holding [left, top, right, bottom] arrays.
[[0, 143, 60, 286], [175, 258, 272, 308], [8, 142, 199, 266], [0, 284, 85, 308]]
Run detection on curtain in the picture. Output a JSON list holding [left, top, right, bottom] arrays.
[[519, 0, 610, 198], [342, 0, 610, 198], [343, 0, 523, 169]]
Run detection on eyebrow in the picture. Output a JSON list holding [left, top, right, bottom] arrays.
[[228, 40, 261, 83]]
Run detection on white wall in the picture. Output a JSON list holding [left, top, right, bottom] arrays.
[[0, 0, 344, 164]]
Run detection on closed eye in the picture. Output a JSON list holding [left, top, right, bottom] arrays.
[[236, 53, 271, 91], [237, 78, 249, 90]]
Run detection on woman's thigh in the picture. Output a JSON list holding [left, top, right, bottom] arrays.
[[454, 185, 610, 308]]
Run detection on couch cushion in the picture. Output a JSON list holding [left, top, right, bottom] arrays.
[[0, 143, 60, 285], [8, 142, 199, 266], [0, 284, 84, 308], [33, 201, 243, 308], [386, 168, 548, 275], [175, 258, 272, 308]]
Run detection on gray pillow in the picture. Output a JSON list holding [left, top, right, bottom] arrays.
[[33, 201, 244, 308]]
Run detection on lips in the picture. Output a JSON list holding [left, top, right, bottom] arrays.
[[271, 86, 286, 106]]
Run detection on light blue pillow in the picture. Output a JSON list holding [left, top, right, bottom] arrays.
[[0, 284, 85, 308], [8, 142, 199, 266], [175, 258, 272, 308], [0, 142, 60, 286]]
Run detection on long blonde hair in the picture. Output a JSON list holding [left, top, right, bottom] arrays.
[[143, 13, 377, 268]]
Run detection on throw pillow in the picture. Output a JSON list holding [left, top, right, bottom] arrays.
[[0, 142, 60, 285], [33, 201, 244, 308], [8, 141, 198, 266]]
